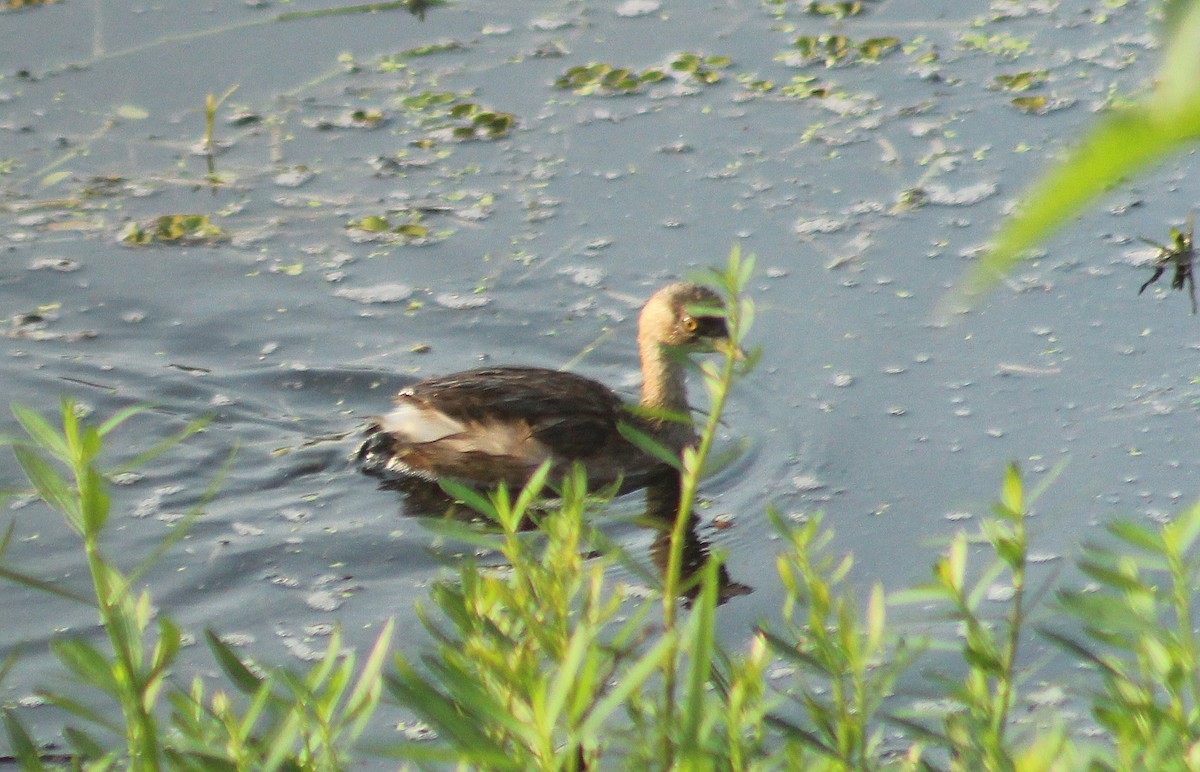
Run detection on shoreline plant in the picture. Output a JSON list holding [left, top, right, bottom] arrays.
[[4, 248, 1200, 769]]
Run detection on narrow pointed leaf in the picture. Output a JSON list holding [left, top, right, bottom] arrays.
[[205, 629, 265, 695], [50, 638, 120, 695], [63, 725, 107, 761], [2, 710, 45, 771], [764, 714, 836, 758], [580, 630, 677, 737], [12, 446, 79, 525], [1106, 518, 1164, 554], [114, 415, 213, 474], [97, 404, 150, 437], [438, 478, 497, 520], [617, 421, 683, 471], [0, 563, 94, 605], [384, 667, 516, 768], [945, 104, 1200, 313], [11, 403, 69, 461], [682, 561, 719, 749], [343, 619, 395, 740], [1164, 500, 1200, 554], [38, 690, 122, 733]]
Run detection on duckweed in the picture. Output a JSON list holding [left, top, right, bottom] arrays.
[[555, 62, 668, 94], [119, 214, 227, 246], [787, 34, 900, 67], [556, 53, 732, 95], [993, 70, 1049, 91]]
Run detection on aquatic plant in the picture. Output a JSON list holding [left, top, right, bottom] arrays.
[[393, 90, 516, 140], [201, 85, 239, 156], [8, 249, 1200, 767], [555, 53, 732, 96], [1048, 501, 1200, 768], [119, 214, 228, 246], [0, 403, 392, 769], [383, 245, 761, 769], [555, 62, 668, 95], [0, 0, 61, 10], [783, 34, 900, 68]]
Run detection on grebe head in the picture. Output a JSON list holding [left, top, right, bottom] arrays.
[[637, 282, 733, 354]]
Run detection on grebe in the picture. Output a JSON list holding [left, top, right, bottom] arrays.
[[357, 281, 734, 490]]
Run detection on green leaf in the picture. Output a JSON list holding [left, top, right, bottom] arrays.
[[1107, 518, 1164, 554], [385, 660, 518, 768], [205, 629, 265, 695], [12, 403, 69, 461], [2, 710, 45, 771], [888, 585, 953, 606], [97, 404, 150, 437], [151, 616, 183, 676], [1038, 627, 1117, 676], [617, 421, 683, 471], [756, 628, 823, 672], [0, 646, 18, 690], [1074, 559, 1151, 596], [943, 105, 1200, 314], [580, 630, 677, 738], [1152, 0, 1200, 118], [542, 621, 594, 738], [63, 725, 108, 761], [866, 581, 886, 651], [1058, 590, 1155, 636], [13, 446, 81, 528], [51, 638, 120, 695], [438, 478, 498, 520], [114, 415, 212, 474], [39, 689, 123, 734], [80, 465, 110, 535], [681, 560, 719, 750], [342, 619, 394, 741], [512, 460, 551, 519], [999, 462, 1023, 518], [1163, 500, 1200, 555], [763, 714, 837, 758], [0, 562, 94, 605]]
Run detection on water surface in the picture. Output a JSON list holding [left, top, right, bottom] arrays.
[[1, 0, 1191, 748]]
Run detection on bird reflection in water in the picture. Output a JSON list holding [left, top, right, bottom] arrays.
[[370, 469, 751, 606]]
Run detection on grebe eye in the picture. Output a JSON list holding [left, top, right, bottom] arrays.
[[681, 316, 699, 333]]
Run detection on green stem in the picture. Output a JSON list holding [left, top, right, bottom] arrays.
[[1168, 546, 1194, 727], [658, 289, 743, 763], [84, 538, 161, 770]]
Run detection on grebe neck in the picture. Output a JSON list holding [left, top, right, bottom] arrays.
[[638, 338, 689, 417]]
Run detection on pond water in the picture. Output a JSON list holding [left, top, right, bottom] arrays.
[[1, 0, 1195, 752]]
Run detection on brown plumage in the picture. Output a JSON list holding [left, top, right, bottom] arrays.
[[357, 282, 734, 490]]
